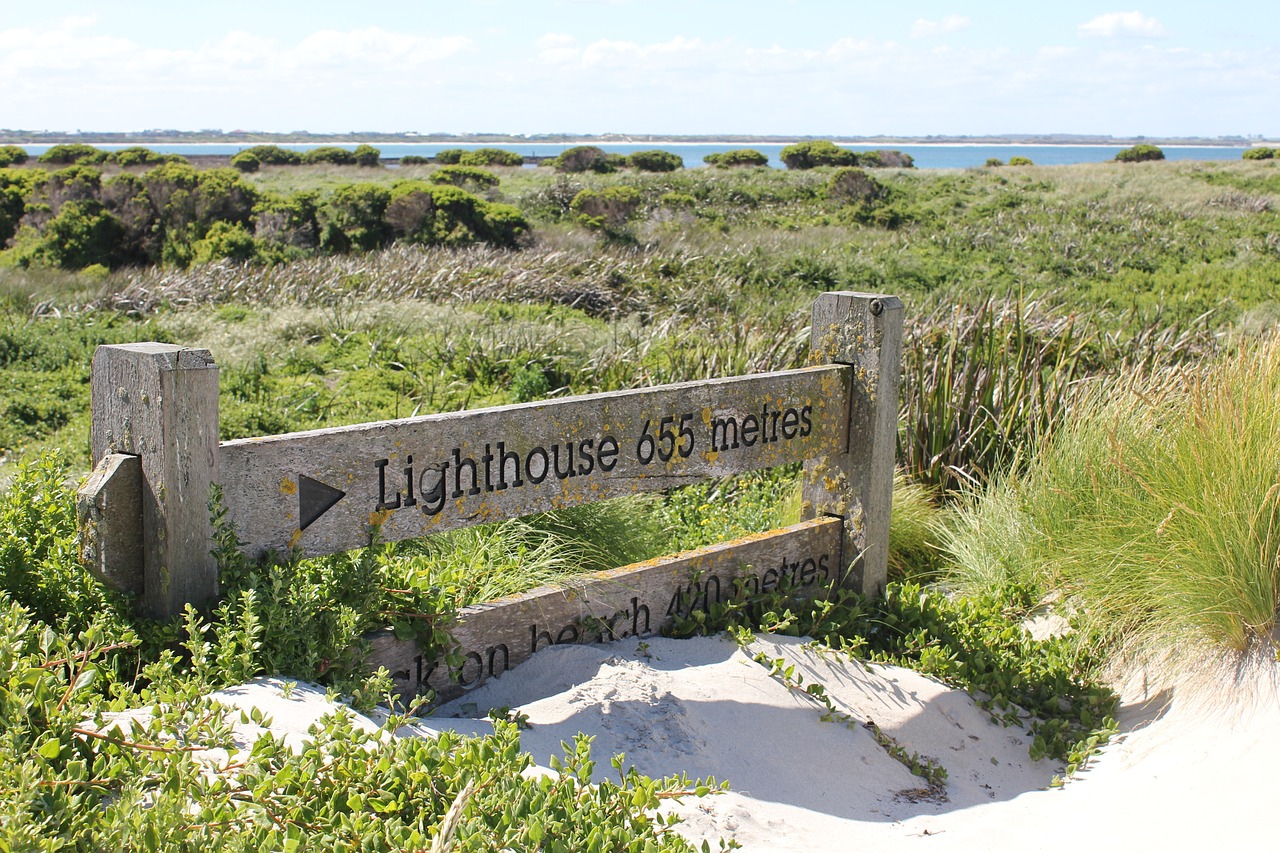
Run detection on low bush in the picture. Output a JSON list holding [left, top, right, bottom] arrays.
[[109, 147, 185, 168], [627, 150, 683, 172], [570, 185, 642, 230], [238, 145, 302, 166], [302, 146, 359, 166], [36, 143, 107, 166], [353, 144, 382, 167], [704, 149, 769, 168], [458, 148, 523, 167], [434, 148, 467, 165], [1243, 147, 1276, 161], [230, 150, 260, 172], [825, 167, 883, 205], [430, 165, 501, 190], [397, 154, 431, 165], [0, 145, 29, 167], [550, 146, 617, 174], [780, 140, 859, 170], [1008, 156, 1034, 166], [1115, 143, 1165, 163]]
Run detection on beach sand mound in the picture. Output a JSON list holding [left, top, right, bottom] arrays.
[[211, 634, 1280, 851]]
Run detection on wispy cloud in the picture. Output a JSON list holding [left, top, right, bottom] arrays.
[[910, 16, 971, 39], [1078, 11, 1168, 39]]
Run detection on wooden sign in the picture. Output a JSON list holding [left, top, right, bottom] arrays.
[[220, 365, 851, 559], [368, 517, 844, 705]]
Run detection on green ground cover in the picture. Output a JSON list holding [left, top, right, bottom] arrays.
[[1, 155, 1278, 848]]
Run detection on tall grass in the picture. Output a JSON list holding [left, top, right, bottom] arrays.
[[945, 338, 1280, 656]]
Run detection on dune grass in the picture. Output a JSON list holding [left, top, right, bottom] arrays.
[[945, 337, 1280, 657]]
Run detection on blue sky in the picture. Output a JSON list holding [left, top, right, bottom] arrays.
[[2, 1, 1277, 137]]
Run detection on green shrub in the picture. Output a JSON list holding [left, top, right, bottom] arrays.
[[252, 190, 320, 250], [8, 198, 123, 269], [384, 181, 527, 249], [109, 147, 185, 168], [0, 145, 29, 167], [435, 148, 466, 165], [704, 149, 769, 168], [1243, 147, 1276, 161], [659, 191, 697, 210], [458, 148, 524, 167], [550, 145, 616, 174], [239, 145, 303, 166], [858, 149, 915, 168], [626, 150, 683, 172], [825, 167, 883, 205], [1008, 156, 1034, 166], [302, 146, 359, 166], [320, 183, 392, 252], [398, 154, 431, 165], [985, 158, 1005, 167], [230, 151, 261, 173], [36, 143, 107, 165], [1114, 143, 1165, 163], [191, 220, 258, 265], [780, 140, 858, 170], [0, 169, 40, 245], [570, 185, 642, 230], [353, 144, 382, 167], [430, 165, 500, 190]]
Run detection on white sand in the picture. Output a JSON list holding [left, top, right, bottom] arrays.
[[210, 634, 1280, 851]]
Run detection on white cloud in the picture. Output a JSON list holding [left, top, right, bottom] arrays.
[[910, 15, 971, 39], [1078, 11, 1168, 39]]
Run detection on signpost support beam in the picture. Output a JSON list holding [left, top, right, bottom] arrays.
[[90, 344, 220, 619], [802, 292, 903, 597]]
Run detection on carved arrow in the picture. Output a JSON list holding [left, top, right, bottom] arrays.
[[298, 475, 346, 531]]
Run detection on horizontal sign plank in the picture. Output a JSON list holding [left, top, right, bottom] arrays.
[[220, 365, 851, 559], [367, 516, 845, 706]]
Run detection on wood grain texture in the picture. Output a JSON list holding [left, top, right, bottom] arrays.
[[221, 365, 851, 559], [90, 344, 220, 618], [802, 292, 903, 596], [76, 453, 143, 596], [367, 517, 844, 706]]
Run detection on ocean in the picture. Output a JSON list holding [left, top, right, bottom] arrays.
[[14, 142, 1251, 170]]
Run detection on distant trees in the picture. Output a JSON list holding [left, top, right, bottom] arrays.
[[703, 149, 768, 168], [626, 150, 683, 172], [1115, 144, 1165, 163]]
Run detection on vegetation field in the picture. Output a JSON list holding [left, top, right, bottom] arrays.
[[1, 148, 1278, 849]]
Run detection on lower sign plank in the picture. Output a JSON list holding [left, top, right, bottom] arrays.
[[220, 365, 851, 559], [366, 516, 844, 706]]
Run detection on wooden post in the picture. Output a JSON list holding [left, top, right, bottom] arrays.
[[90, 344, 220, 618], [802, 292, 903, 597]]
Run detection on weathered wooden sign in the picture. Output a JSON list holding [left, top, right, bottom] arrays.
[[221, 365, 849, 560], [79, 291, 902, 705]]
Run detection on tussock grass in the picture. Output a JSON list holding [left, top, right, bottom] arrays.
[[946, 338, 1280, 658]]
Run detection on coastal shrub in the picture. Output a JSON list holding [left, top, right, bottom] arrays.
[[1008, 156, 1034, 166], [302, 146, 359, 166], [704, 149, 769, 168], [627, 149, 684, 172], [7, 198, 124, 269], [985, 158, 1004, 167], [825, 167, 883, 205], [384, 181, 527, 249], [110, 146, 185, 168], [429, 165, 501, 190], [1115, 144, 1165, 163], [0, 169, 38, 245], [230, 150, 260, 172], [398, 154, 431, 165], [1243, 147, 1276, 161], [252, 191, 320, 250], [36, 143, 107, 165], [434, 148, 467, 165], [551, 145, 616, 174], [858, 149, 915, 168], [458, 147, 523, 167], [0, 145, 29, 167], [191, 220, 258, 265], [319, 182, 392, 252], [239, 145, 303, 166], [780, 140, 859, 170], [353, 144, 382, 167], [570, 185, 642, 230]]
